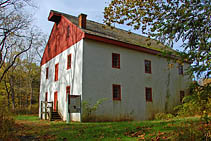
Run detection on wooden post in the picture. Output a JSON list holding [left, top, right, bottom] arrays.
[[56, 101, 58, 112], [49, 104, 52, 121], [45, 102, 47, 120], [80, 96, 82, 122], [49, 102, 53, 121]]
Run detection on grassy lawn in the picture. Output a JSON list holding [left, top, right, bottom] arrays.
[[12, 115, 210, 140]]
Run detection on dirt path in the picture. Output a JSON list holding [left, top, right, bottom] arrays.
[[14, 120, 57, 140]]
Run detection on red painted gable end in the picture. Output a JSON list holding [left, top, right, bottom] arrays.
[[41, 15, 85, 66]]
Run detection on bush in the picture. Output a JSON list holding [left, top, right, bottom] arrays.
[[0, 105, 15, 140], [82, 98, 107, 122], [174, 95, 200, 117], [13, 103, 39, 115], [155, 112, 174, 120]]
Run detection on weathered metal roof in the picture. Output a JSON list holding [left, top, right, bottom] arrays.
[[51, 10, 176, 54]]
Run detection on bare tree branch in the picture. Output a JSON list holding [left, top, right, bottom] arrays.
[[0, 36, 33, 82]]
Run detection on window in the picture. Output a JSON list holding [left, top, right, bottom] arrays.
[[66, 86, 70, 102], [145, 60, 151, 73], [55, 63, 59, 81], [180, 91, 185, 103], [54, 91, 58, 111], [45, 92, 48, 101], [67, 54, 71, 69], [112, 84, 121, 100], [112, 53, 120, 69], [46, 67, 49, 79], [178, 65, 183, 75], [145, 87, 152, 102], [66, 25, 70, 39]]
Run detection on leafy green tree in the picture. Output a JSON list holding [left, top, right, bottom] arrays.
[[104, 0, 210, 78], [1, 59, 41, 112], [104, 0, 211, 119]]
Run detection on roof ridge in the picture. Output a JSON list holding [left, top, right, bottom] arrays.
[[50, 10, 176, 54], [51, 10, 155, 40]]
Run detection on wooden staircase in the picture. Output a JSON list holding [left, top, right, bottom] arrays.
[[51, 111, 62, 121], [41, 101, 62, 121]]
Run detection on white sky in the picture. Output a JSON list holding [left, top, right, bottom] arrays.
[[33, 0, 110, 35]]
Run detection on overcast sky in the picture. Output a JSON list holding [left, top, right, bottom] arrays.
[[33, 0, 110, 35]]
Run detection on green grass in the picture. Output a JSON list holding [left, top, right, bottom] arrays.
[[15, 115, 39, 121], [13, 115, 210, 140]]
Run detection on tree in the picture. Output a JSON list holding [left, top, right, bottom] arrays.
[[0, 0, 46, 113], [104, 0, 211, 120], [104, 0, 211, 78], [22, 34, 46, 110], [1, 59, 41, 111], [0, 0, 37, 82]]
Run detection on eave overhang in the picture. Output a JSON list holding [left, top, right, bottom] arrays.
[[48, 11, 61, 24]]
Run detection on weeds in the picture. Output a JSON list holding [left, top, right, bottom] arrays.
[[154, 112, 175, 120], [82, 98, 107, 121]]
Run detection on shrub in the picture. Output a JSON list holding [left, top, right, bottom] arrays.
[[155, 112, 174, 120], [0, 104, 15, 139], [13, 103, 39, 115], [82, 98, 107, 122], [174, 95, 201, 117]]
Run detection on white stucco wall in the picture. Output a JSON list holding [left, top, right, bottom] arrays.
[[82, 39, 191, 121], [39, 39, 83, 121]]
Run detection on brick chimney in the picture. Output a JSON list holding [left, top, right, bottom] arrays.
[[78, 13, 87, 29]]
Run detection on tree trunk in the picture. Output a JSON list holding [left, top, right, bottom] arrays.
[[4, 80, 10, 110], [9, 75, 15, 110], [29, 79, 33, 110], [7, 91, 10, 109]]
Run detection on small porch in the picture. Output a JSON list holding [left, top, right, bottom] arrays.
[[40, 101, 61, 121], [40, 95, 81, 122]]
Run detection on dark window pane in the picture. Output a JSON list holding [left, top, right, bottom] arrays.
[[67, 54, 71, 69], [113, 85, 121, 100], [145, 88, 152, 102], [180, 91, 185, 103], [179, 65, 183, 75], [112, 53, 120, 68], [145, 60, 151, 73]]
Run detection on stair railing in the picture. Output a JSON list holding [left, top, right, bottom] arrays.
[[41, 101, 53, 121]]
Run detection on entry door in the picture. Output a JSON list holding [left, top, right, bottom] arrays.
[[54, 91, 58, 112]]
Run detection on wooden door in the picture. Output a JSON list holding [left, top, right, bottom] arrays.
[[54, 91, 58, 111]]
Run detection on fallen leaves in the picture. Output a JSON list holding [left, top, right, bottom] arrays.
[[124, 126, 151, 139], [14, 119, 56, 140]]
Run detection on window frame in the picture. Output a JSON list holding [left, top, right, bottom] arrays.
[[144, 60, 152, 74], [112, 53, 120, 69], [180, 91, 185, 103], [67, 54, 72, 70], [66, 86, 70, 102], [178, 65, 183, 75], [145, 87, 152, 102], [112, 84, 121, 101], [46, 67, 49, 79], [66, 25, 70, 39], [45, 92, 48, 102], [55, 63, 59, 81]]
